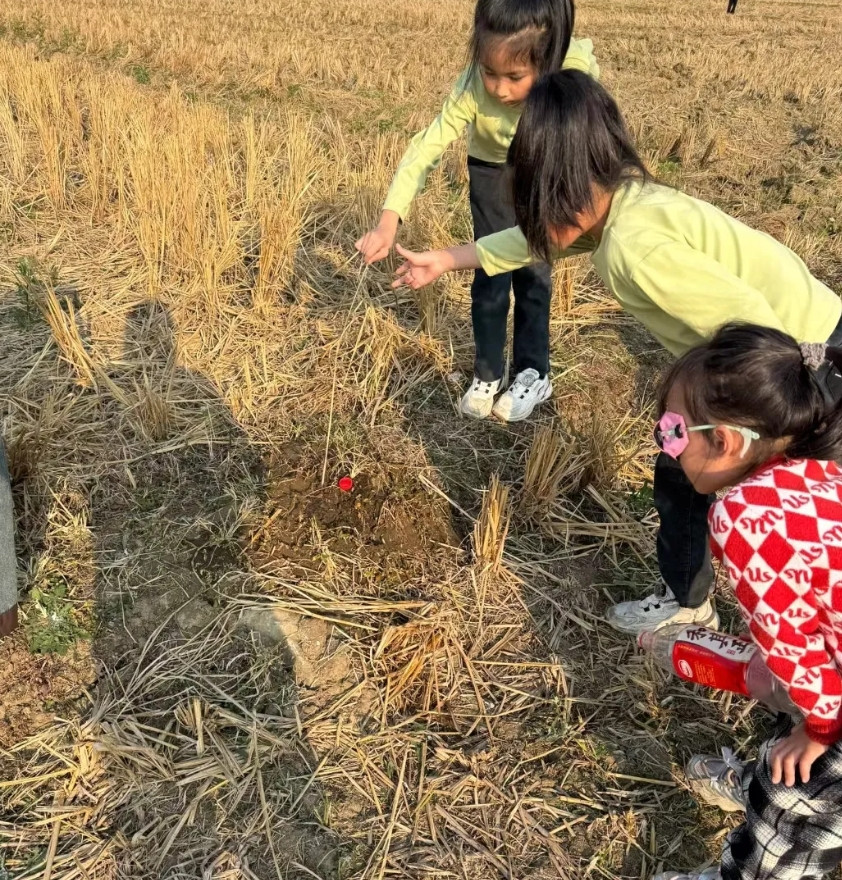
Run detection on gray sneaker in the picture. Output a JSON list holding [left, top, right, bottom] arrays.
[[686, 749, 746, 812], [491, 369, 552, 422], [606, 587, 719, 636], [654, 868, 720, 880]]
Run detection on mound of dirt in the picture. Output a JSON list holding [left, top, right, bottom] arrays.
[[253, 442, 457, 576]]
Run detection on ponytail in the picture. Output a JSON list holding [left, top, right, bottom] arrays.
[[786, 345, 842, 461]]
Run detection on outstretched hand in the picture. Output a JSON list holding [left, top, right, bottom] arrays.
[[391, 244, 447, 290]]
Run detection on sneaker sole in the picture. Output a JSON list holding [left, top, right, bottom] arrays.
[[688, 779, 745, 813], [605, 605, 719, 636], [491, 383, 553, 423]]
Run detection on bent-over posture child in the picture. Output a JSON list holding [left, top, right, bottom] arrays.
[[391, 70, 842, 639], [355, 0, 598, 423], [650, 323, 842, 880]]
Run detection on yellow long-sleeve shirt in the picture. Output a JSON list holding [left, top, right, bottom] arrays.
[[475, 181, 841, 355], [382, 38, 599, 220]]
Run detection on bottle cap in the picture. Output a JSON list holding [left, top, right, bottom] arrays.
[[637, 631, 654, 651]]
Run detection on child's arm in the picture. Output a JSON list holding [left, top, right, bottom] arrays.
[[391, 243, 482, 289], [476, 227, 598, 274], [391, 227, 597, 288], [744, 570, 842, 746], [356, 76, 477, 264]]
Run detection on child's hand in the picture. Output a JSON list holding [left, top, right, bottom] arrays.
[[391, 245, 447, 290], [769, 723, 830, 786], [355, 211, 400, 264]]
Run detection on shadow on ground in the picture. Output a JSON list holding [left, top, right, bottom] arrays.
[[1, 295, 346, 879]]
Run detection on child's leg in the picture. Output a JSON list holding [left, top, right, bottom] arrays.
[[511, 263, 553, 378], [654, 453, 716, 609], [607, 452, 718, 634], [721, 737, 842, 880], [471, 270, 512, 381], [468, 159, 514, 383]]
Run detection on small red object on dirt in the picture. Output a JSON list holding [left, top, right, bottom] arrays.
[[338, 476, 354, 492]]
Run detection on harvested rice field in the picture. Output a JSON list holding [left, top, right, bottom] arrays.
[[0, 0, 841, 878]]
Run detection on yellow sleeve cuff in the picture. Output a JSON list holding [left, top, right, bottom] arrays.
[[476, 228, 534, 276]]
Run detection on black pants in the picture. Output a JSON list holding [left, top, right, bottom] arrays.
[[468, 157, 552, 382], [656, 314, 842, 609], [727, 0, 737, 12]]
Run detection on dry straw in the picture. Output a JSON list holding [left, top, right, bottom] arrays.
[[2, 0, 833, 873]]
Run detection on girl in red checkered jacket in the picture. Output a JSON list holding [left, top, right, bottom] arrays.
[[651, 323, 842, 880]]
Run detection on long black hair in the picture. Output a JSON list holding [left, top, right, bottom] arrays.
[[509, 70, 650, 263], [659, 323, 842, 463], [468, 0, 575, 80]]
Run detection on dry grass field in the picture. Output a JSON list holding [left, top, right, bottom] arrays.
[[0, 0, 840, 878]]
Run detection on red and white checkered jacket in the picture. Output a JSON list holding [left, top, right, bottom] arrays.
[[710, 458, 842, 744]]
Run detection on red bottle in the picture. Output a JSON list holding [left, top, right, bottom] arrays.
[[638, 624, 798, 715]]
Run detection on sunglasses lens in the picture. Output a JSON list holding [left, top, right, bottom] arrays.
[[653, 426, 665, 450]]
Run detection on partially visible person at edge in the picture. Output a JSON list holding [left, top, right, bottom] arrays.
[[727, 0, 738, 13], [0, 437, 18, 638], [355, 0, 599, 423], [390, 70, 842, 639], [648, 323, 842, 880]]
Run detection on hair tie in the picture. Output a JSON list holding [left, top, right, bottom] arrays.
[[800, 341, 827, 371]]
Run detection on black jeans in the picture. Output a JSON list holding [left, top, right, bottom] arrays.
[[468, 157, 552, 382], [656, 314, 842, 608]]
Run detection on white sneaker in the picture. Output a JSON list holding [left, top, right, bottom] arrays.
[[654, 868, 720, 880], [491, 368, 552, 422], [606, 587, 719, 636], [685, 749, 747, 813], [460, 376, 503, 419]]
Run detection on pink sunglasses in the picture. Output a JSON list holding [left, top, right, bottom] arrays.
[[654, 412, 759, 460]]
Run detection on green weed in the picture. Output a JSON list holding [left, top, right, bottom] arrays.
[[25, 576, 90, 655], [656, 158, 681, 177], [626, 481, 654, 516], [11, 257, 56, 330], [129, 64, 151, 85]]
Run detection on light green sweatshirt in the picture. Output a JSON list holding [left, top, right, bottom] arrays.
[[475, 181, 841, 355], [382, 38, 599, 220]]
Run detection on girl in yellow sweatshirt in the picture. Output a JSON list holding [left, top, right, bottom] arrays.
[[392, 70, 842, 639], [355, 0, 598, 422]]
